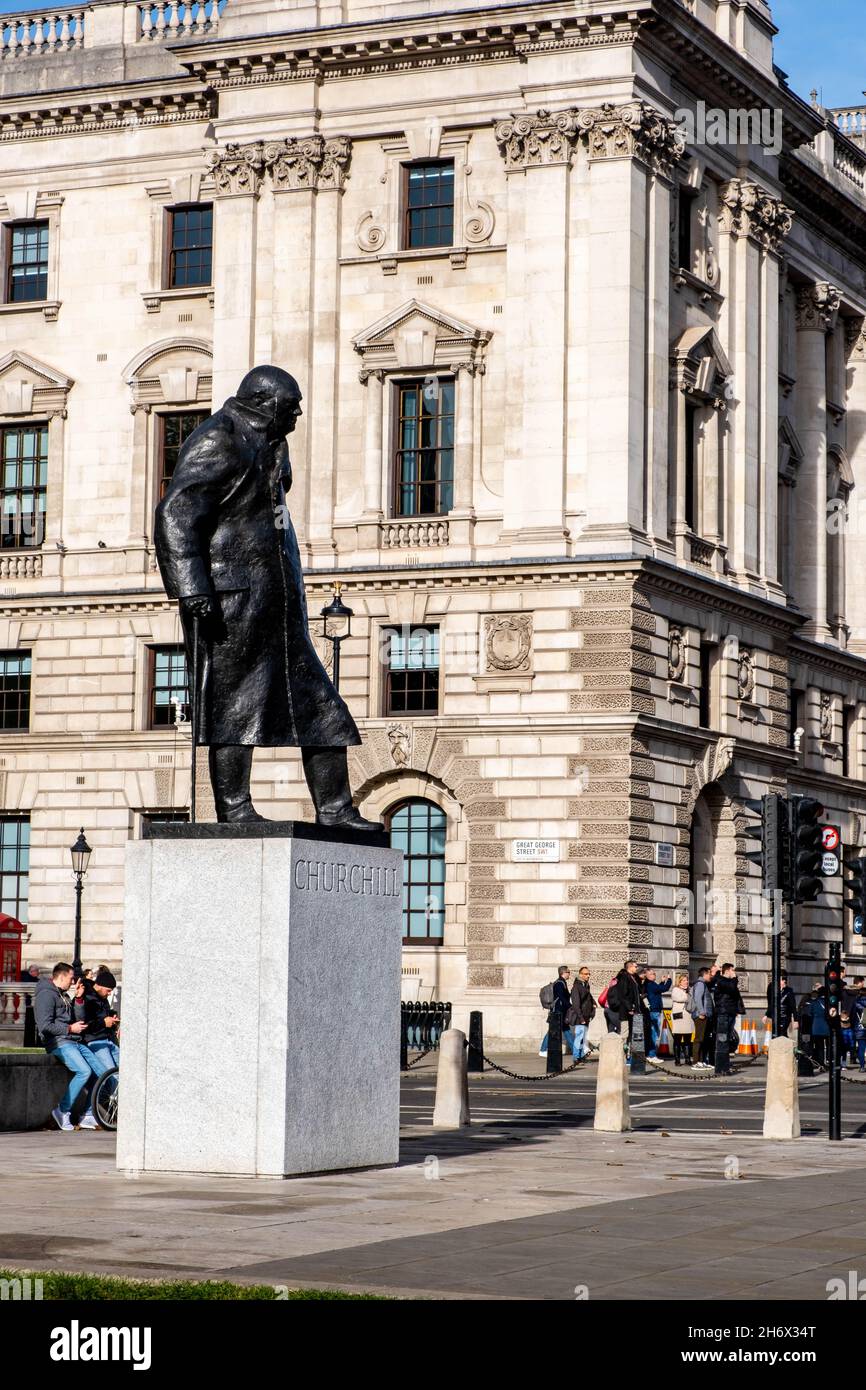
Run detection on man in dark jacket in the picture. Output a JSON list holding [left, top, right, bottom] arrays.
[[567, 965, 596, 1059], [34, 963, 109, 1131], [155, 365, 379, 831], [642, 968, 672, 1058], [613, 961, 644, 1054], [766, 972, 797, 1035], [540, 966, 577, 1058], [81, 968, 120, 1069], [713, 963, 745, 1076]]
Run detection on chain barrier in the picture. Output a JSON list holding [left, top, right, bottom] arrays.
[[793, 1046, 866, 1083], [474, 1047, 598, 1081], [645, 1051, 767, 1081], [403, 1046, 437, 1070]]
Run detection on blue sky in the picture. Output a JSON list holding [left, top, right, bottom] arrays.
[[0, 0, 862, 109]]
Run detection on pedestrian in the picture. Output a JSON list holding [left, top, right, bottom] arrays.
[[614, 960, 643, 1052], [688, 967, 714, 1070], [766, 972, 797, 1036], [81, 968, 120, 1069], [567, 965, 596, 1059], [810, 983, 830, 1067], [598, 973, 621, 1033], [18, 962, 40, 985], [796, 988, 813, 1060], [539, 965, 577, 1059], [34, 963, 111, 1132], [642, 967, 672, 1058], [713, 963, 744, 1077], [670, 974, 693, 1066], [853, 983, 866, 1072]]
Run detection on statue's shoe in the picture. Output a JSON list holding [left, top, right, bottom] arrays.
[[316, 809, 384, 834], [217, 799, 266, 824]]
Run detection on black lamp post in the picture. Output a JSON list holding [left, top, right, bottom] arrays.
[[320, 583, 353, 693], [69, 828, 92, 976]]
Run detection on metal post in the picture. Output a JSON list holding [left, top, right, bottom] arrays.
[[72, 873, 83, 976], [467, 1010, 484, 1072], [331, 634, 341, 693], [630, 1007, 647, 1075], [190, 612, 200, 825], [829, 941, 843, 1141], [399, 1003, 408, 1071], [546, 1009, 563, 1074]]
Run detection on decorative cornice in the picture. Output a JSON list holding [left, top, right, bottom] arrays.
[[0, 86, 214, 143], [494, 108, 580, 170], [795, 281, 843, 333], [719, 179, 793, 253], [576, 101, 685, 177]]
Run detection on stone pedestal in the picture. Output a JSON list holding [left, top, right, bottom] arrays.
[[762, 1036, 801, 1140], [593, 1032, 631, 1133], [117, 824, 403, 1177]]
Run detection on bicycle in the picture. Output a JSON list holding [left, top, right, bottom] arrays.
[[91, 1065, 119, 1131]]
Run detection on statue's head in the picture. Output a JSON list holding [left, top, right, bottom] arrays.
[[236, 365, 303, 439]]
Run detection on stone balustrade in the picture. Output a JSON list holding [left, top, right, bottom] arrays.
[[138, 0, 225, 40], [833, 106, 866, 148], [381, 519, 450, 550], [0, 980, 34, 1037], [0, 553, 42, 579], [0, 8, 86, 57]]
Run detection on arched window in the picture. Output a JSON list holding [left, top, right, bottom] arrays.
[[386, 799, 446, 944]]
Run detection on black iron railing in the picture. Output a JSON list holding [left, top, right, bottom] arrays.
[[400, 1000, 451, 1069]]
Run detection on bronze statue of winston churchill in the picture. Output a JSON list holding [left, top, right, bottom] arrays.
[[155, 364, 379, 831]]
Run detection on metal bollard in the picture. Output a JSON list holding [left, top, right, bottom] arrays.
[[467, 1010, 484, 1073], [23, 1002, 36, 1049], [546, 1010, 563, 1074], [399, 1003, 408, 1071]]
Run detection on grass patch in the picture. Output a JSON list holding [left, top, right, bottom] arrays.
[[0, 1269, 386, 1301], [0, 1047, 43, 1053]]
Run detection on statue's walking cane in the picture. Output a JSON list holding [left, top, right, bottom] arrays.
[[190, 611, 200, 826]]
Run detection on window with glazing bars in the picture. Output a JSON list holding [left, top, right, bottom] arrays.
[[157, 411, 207, 500], [1, 425, 47, 549], [168, 205, 213, 288], [383, 625, 439, 715], [0, 652, 31, 732], [0, 816, 29, 922], [7, 222, 48, 302], [403, 162, 454, 249], [393, 378, 454, 517], [150, 646, 189, 728], [387, 799, 446, 942]]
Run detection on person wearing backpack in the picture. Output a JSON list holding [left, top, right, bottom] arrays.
[[687, 968, 714, 1070], [539, 965, 577, 1058], [713, 963, 745, 1076], [598, 973, 622, 1033]]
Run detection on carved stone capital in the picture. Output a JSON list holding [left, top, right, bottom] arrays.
[[577, 101, 685, 177], [358, 367, 387, 385], [795, 281, 842, 333], [845, 315, 866, 360], [719, 179, 793, 253], [206, 142, 267, 197], [267, 135, 352, 191], [449, 360, 481, 377], [494, 108, 580, 170]]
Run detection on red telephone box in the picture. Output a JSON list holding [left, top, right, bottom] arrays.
[[0, 913, 25, 981]]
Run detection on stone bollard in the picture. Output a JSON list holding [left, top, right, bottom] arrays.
[[762, 1035, 801, 1139], [432, 1029, 470, 1130], [593, 1032, 631, 1133]]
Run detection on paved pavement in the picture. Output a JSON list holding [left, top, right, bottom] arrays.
[[2, 1055, 866, 1300]]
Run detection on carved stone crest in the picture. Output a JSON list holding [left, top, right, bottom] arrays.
[[484, 614, 532, 672], [388, 723, 411, 767], [667, 625, 686, 682], [736, 649, 754, 701]]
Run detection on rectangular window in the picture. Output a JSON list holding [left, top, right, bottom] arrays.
[[149, 646, 189, 729], [7, 221, 48, 302], [684, 402, 698, 532], [678, 189, 693, 272], [0, 651, 31, 732], [699, 642, 715, 729], [403, 162, 454, 250], [394, 378, 454, 517], [168, 205, 213, 288], [157, 411, 207, 500], [843, 705, 857, 779], [1, 424, 48, 549], [789, 685, 805, 752], [384, 625, 440, 716], [0, 815, 29, 922]]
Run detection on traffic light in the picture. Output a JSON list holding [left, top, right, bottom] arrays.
[[743, 793, 789, 894], [825, 944, 843, 1029], [843, 853, 866, 919], [791, 795, 825, 904]]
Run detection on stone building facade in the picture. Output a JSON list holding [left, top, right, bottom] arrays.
[[1, 0, 866, 1044]]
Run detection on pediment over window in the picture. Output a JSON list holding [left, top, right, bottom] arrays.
[[829, 445, 854, 493], [671, 325, 733, 405], [353, 299, 491, 372], [123, 337, 212, 412], [778, 416, 804, 483], [0, 350, 73, 417]]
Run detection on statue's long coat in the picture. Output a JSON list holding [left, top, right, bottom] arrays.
[[154, 397, 360, 749]]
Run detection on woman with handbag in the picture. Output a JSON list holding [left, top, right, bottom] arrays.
[[670, 973, 693, 1065]]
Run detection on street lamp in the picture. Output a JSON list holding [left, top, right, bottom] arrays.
[[69, 828, 92, 976], [320, 582, 353, 693]]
